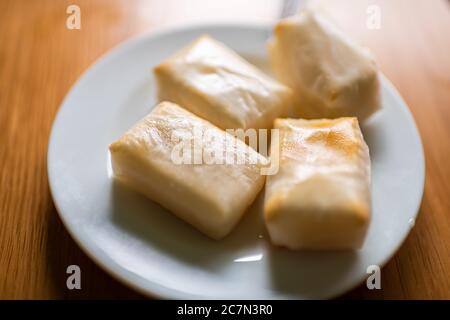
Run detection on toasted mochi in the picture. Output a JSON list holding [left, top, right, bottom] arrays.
[[264, 117, 371, 250], [110, 101, 267, 239], [154, 35, 292, 131], [268, 8, 381, 121]]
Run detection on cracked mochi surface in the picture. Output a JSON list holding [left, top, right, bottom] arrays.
[[110, 101, 267, 239], [155, 35, 292, 131]]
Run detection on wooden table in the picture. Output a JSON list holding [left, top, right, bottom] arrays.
[[1, 0, 449, 299]]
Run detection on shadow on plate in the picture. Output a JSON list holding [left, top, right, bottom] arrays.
[[361, 110, 385, 163], [110, 179, 267, 272], [111, 178, 360, 298], [267, 247, 359, 298]]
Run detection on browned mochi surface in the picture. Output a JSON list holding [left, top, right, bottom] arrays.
[[264, 117, 371, 250]]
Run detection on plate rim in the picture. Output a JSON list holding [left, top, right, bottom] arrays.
[[47, 23, 425, 299]]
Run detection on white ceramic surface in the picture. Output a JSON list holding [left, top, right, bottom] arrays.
[[48, 24, 425, 299]]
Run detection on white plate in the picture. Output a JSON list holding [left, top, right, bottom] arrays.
[[48, 24, 425, 299]]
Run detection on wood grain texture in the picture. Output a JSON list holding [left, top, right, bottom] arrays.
[[0, 0, 449, 299]]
